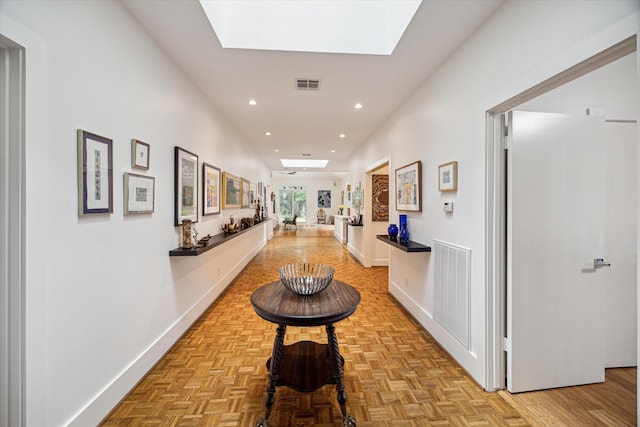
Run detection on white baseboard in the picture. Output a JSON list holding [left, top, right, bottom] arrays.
[[388, 280, 483, 388], [67, 240, 266, 426]]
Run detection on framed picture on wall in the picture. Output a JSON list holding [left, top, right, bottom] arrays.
[[123, 172, 155, 214], [222, 172, 241, 209], [250, 181, 258, 209], [203, 162, 221, 215], [131, 139, 150, 170], [77, 129, 113, 216], [174, 146, 198, 225], [241, 178, 250, 208], [395, 160, 422, 212], [438, 161, 458, 192]]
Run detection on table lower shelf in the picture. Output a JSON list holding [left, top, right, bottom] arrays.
[[266, 340, 344, 393]]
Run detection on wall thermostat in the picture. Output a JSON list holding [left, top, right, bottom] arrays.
[[443, 202, 454, 212]]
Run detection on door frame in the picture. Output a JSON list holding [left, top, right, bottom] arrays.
[[484, 35, 638, 391], [0, 35, 26, 427]]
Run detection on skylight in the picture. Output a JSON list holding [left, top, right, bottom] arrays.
[[281, 159, 329, 168], [198, 0, 422, 55]]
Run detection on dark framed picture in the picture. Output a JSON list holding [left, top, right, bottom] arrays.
[[124, 172, 155, 214], [222, 172, 241, 209], [77, 129, 113, 216], [438, 161, 458, 192], [174, 146, 198, 226], [241, 178, 250, 208], [203, 162, 221, 216], [317, 190, 331, 208], [395, 160, 422, 212], [131, 139, 150, 170]]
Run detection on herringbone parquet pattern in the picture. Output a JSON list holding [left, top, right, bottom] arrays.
[[101, 225, 635, 426]]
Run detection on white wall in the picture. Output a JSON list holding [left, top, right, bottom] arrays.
[[349, 0, 640, 387], [0, 1, 270, 426]]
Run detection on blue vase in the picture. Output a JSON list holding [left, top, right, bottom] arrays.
[[388, 224, 398, 240], [399, 215, 409, 243]]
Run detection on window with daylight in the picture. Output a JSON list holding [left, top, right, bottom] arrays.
[[279, 185, 307, 223]]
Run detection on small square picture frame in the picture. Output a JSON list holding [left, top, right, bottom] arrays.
[[438, 161, 458, 192], [131, 139, 150, 170], [124, 172, 155, 214]]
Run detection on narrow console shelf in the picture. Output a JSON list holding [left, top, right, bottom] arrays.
[[169, 222, 264, 256], [376, 235, 431, 252]]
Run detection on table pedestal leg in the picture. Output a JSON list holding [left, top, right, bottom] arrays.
[[326, 324, 356, 426], [257, 324, 286, 427]]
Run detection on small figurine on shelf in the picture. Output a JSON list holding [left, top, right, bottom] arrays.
[[181, 219, 193, 249]]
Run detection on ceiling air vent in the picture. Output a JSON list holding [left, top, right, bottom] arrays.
[[301, 153, 311, 157], [296, 79, 320, 90]]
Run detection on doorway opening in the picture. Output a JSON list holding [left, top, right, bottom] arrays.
[[485, 35, 638, 391], [279, 185, 307, 224]]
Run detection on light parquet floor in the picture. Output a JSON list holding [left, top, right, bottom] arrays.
[[102, 225, 636, 426]]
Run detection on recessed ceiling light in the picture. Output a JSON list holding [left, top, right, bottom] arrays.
[[354, 103, 363, 109], [274, 149, 279, 152], [249, 99, 257, 106], [331, 150, 336, 153], [339, 134, 346, 138], [280, 159, 329, 168], [265, 131, 271, 136]]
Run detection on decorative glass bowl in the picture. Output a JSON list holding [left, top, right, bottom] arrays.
[[278, 263, 335, 295]]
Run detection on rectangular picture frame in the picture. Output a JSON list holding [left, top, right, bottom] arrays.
[[131, 139, 150, 170], [241, 178, 250, 208], [203, 162, 221, 216], [77, 129, 113, 216], [124, 172, 155, 214], [174, 146, 198, 226], [250, 181, 258, 209], [222, 172, 241, 209], [438, 161, 458, 192], [395, 160, 422, 212]]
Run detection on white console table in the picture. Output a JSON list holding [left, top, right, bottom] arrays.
[[333, 215, 348, 244]]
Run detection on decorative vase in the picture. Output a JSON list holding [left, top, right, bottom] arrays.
[[399, 215, 409, 243], [388, 224, 398, 240]]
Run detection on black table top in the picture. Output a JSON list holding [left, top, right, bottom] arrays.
[[250, 280, 361, 327]]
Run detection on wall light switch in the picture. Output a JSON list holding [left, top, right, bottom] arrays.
[[443, 202, 453, 212]]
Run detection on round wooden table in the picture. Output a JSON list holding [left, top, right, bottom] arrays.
[[251, 280, 361, 427]]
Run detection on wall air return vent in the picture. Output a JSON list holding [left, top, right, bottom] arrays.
[[296, 79, 320, 90]]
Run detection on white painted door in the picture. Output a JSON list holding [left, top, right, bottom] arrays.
[[507, 110, 606, 393]]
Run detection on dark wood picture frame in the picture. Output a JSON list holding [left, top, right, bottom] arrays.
[[77, 129, 113, 216], [174, 146, 198, 226], [395, 160, 422, 212]]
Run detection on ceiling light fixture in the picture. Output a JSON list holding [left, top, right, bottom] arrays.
[[280, 159, 329, 168], [354, 103, 363, 109], [265, 131, 271, 136], [339, 134, 346, 138], [249, 99, 257, 106]]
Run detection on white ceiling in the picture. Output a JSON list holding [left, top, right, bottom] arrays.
[[121, 0, 504, 173]]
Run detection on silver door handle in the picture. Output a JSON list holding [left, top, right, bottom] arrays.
[[594, 258, 611, 268]]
